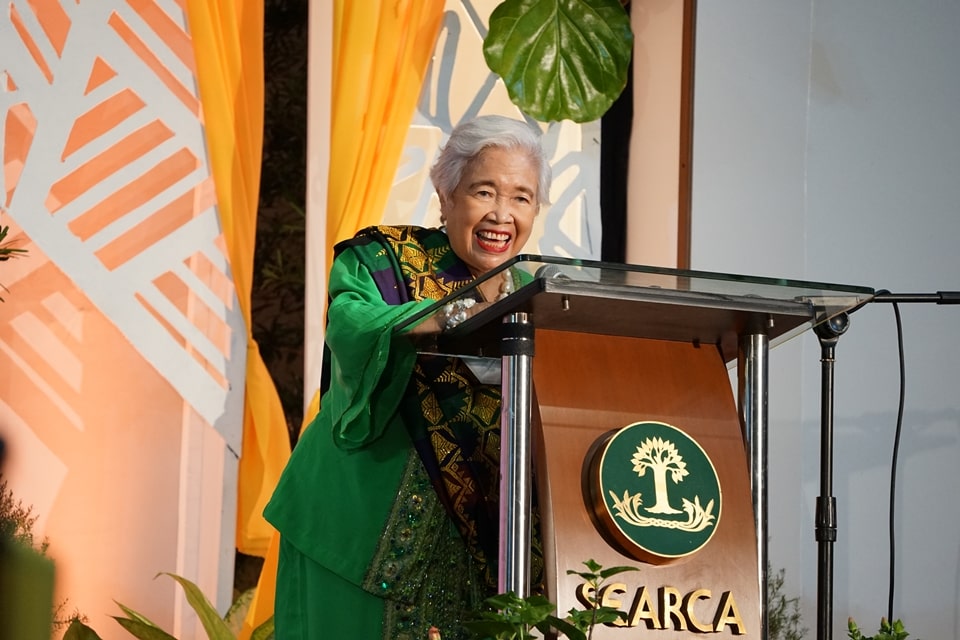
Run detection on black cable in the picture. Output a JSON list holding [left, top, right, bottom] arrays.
[[862, 289, 958, 623], [886, 300, 905, 623]]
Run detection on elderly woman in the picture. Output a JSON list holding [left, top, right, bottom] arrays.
[[265, 115, 552, 639]]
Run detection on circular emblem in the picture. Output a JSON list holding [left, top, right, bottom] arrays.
[[586, 421, 721, 563]]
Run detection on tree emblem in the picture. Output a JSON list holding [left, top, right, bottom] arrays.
[[593, 422, 721, 559], [631, 437, 688, 514]]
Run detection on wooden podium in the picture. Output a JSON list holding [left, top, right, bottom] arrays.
[[400, 256, 874, 639]]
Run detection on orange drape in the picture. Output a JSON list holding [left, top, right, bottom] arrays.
[[186, 0, 290, 558], [239, 1, 445, 636]]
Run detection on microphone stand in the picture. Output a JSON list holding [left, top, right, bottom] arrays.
[[813, 289, 959, 640], [814, 313, 848, 640]]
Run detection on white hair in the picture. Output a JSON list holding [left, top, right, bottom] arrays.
[[429, 115, 552, 206]]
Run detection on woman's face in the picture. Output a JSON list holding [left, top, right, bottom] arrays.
[[440, 146, 541, 278]]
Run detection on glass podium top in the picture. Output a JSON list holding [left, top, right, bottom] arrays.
[[395, 255, 875, 363]]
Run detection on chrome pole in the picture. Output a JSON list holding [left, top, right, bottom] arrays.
[[739, 330, 770, 639], [498, 312, 535, 597]]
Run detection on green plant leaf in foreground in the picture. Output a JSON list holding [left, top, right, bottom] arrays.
[[250, 616, 276, 640], [109, 573, 234, 640], [0, 224, 29, 302], [62, 575, 275, 640], [483, 0, 633, 123], [464, 591, 587, 640], [0, 225, 28, 261], [160, 572, 235, 640], [848, 617, 910, 640], [64, 619, 104, 640], [115, 601, 165, 629], [112, 617, 178, 640]]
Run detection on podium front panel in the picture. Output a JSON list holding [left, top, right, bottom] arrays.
[[533, 329, 759, 638]]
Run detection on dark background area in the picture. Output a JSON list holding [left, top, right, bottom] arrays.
[[235, 0, 308, 597]]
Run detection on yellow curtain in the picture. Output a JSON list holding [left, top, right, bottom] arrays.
[[186, 0, 290, 558], [327, 0, 447, 252], [239, 1, 445, 636]]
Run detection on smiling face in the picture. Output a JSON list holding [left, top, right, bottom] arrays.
[[440, 145, 541, 278]]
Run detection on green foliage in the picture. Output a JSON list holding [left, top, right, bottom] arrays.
[[224, 586, 255, 635], [160, 573, 235, 639], [0, 225, 27, 259], [63, 573, 274, 640], [0, 476, 89, 636], [464, 591, 585, 640], [464, 559, 638, 640], [64, 619, 104, 640], [0, 224, 29, 301], [483, 0, 633, 123], [0, 476, 48, 553], [464, 560, 813, 640], [848, 617, 910, 640], [767, 566, 807, 640], [564, 558, 638, 638]]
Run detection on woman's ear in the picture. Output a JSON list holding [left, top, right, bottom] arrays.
[[437, 195, 448, 224]]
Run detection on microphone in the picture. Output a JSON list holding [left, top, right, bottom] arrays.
[[534, 264, 570, 280]]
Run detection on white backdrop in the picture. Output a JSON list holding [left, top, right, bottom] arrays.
[[691, 2, 960, 638]]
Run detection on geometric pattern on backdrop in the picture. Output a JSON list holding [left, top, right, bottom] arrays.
[[1, 0, 245, 450]]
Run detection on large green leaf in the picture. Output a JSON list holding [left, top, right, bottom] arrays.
[[483, 0, 633, 123]]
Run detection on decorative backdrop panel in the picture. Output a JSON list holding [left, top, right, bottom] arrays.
[[1, 0, 244, 635]]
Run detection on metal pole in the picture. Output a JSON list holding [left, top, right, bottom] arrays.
[[739, 330, 770, 639], [499, 312, 535, 596], [814, 313, 848, 640]]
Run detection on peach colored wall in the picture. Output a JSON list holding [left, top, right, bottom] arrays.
[[1, 243, 181, 630]]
